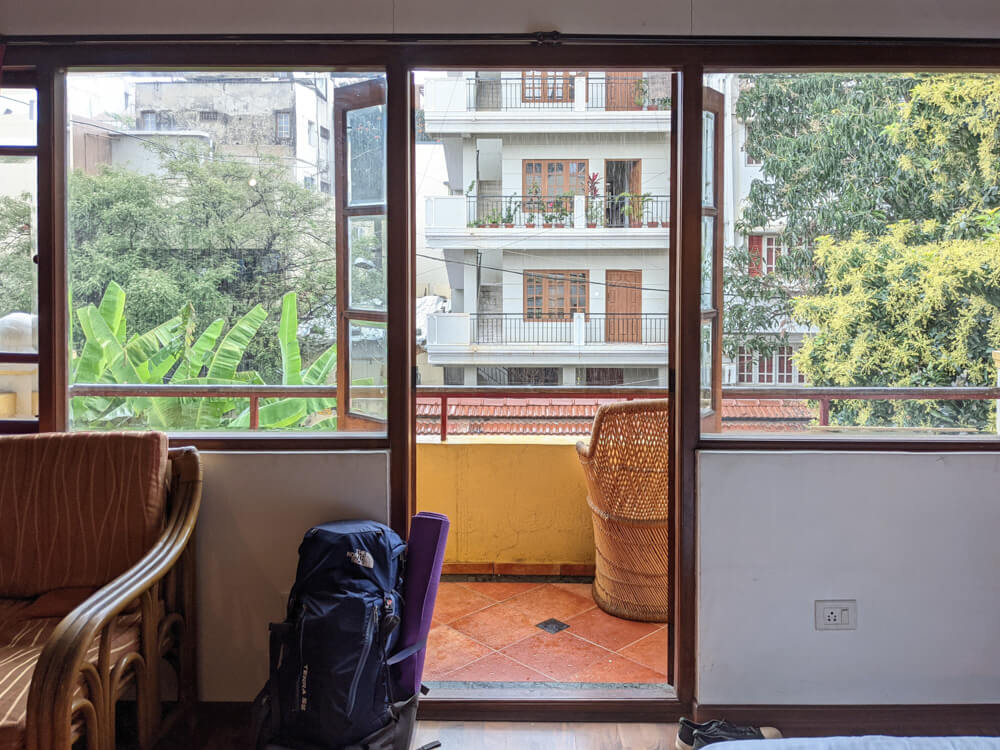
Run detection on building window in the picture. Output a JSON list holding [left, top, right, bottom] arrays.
[[524, 270, 588, 319], [308, 120, 317, 147], [522, 159, 588, 197], [199, 110, 220, 122], [522, 71, 575, 103], [303, 176, 315, 190], [737, 346, 805, 385], [275, 111, 291, 141], [748, 234, 782, 276], [320, 180, 331, 194], [140, 110, 157, 130], [320, 125, 330, 141]]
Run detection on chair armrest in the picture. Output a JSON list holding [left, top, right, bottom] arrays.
[[576, 440, 590, 457], [25, 446, 202, 750]]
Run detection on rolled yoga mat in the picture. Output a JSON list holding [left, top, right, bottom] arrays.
[[397, 511, 450, 697]]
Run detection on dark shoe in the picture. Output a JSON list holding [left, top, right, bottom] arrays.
[[675, 719, 738, 750], [692, 724, 782, 748]]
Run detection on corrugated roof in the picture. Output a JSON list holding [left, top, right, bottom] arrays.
[[415, 396, 814, 435]]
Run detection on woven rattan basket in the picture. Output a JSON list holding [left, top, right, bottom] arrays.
[[576, 399, 670, 623]]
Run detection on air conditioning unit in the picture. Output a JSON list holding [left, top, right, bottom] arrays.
[[722, 363, 738, 385]]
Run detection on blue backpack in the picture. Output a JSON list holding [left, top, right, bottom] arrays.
[[254, 520, 435, 750]]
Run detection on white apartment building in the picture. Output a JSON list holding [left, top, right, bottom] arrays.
[[421, 70, 672, 387]]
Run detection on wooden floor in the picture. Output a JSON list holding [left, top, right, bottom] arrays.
[[414, 721, 678, 749], [168, 704, 679, 749]]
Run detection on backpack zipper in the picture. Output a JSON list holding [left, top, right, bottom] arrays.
[[346, 600, 378, 716]]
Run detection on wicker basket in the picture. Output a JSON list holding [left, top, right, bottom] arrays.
[[576, 399, 670, 623]]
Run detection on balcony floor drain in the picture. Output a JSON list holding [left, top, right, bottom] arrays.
[[536, 618, 569, 634]]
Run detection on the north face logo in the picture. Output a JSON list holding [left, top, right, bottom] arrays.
[[347, 549, 374, 569]]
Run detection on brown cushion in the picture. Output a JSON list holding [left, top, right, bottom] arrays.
[[0, 432, 169, 598], [0, 601, 140, 750]]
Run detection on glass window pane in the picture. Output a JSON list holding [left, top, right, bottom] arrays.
[[349, 321, 386, 420], [702, 111, 715, 207], [347, 104, 386, 206], [0, 90, 37, 146], [349, 215, 386, 311], [65, 71, 380, 434], [702, 216, 714, 311], [701, 319, 713, 411]]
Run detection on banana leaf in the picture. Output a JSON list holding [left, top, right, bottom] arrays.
[[279, 292, 303, 385], [97, 281, 127, 343], [173, 318, 225, 382]]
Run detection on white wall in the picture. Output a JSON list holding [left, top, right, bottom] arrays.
[[698, 451, 1000, 705], [6, 0, 1000, 37], [195, 451, 390, 701]]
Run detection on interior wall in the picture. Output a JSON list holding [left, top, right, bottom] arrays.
[[5, 0, 1000, 37], [195, 451, 390, 701], [698, 451, 1000, 705]]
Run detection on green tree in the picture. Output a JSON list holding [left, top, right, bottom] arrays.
[[0, 189, 37, 318], [793, 222, 1000, 430], [67, 146, 338, 382]]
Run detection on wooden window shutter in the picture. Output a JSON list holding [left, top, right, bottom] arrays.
[[748, 234, 763, 277]]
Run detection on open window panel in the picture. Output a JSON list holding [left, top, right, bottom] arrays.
[[701, 71, 1000, 440], [0, 86, 40, 433], [413, 69, 676, 704], [63, 71, 387, 435]]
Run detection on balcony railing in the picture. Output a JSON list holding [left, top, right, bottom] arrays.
[[429, 312, 669, 346], [67, 383, 1000, 436], [466, 194, 669, 229], [466, 78, 576, 111], [586, 77, 667, 111]]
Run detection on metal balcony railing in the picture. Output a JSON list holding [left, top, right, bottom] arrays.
[[584, 314, 668, 344], [586, 77, 666, 111], [466, 78, 576, 111], [67, 383, 1000, 437], [471, 313, 574, 344], [466, 194, 669, 229]]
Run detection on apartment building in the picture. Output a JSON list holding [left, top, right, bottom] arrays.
[[421, 70, 672, 388]]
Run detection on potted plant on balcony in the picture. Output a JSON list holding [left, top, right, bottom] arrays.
[[621, 191, 653, 227], [486, 208, 502, 228], [524, 184, 540, 228], [501, 195, 518, 228], [633, 77, 649, 110], [586, 172, 603, 228], [542, 201, 558, 229], [554, 192, 573, 228]]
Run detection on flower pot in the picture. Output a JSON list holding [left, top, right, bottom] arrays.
[[489, 223, 500, 228], [647, 221, 659, 228], [542, 223, 553, 229], [525, 223, 536, 229], [504, 223, 514, 228], [587, 223, 597, 229], [555, 223, 565, 228]]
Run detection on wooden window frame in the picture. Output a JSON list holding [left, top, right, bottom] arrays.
[[10, 38, 1000, 728], [521, 158, 588, 198], [521, 70, 575, 103], [523, 270, 589, 320]]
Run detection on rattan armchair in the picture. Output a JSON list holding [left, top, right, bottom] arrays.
[[0, 434, 201, 750], [576, 399, 670, 623]]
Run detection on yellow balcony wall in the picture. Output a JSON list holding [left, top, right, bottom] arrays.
[[416, 438, 595, 566]]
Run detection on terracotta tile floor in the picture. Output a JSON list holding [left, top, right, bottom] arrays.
[[424, 582, 669, 685]]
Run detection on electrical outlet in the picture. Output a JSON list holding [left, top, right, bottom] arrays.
[[815, 599, 857, 630]]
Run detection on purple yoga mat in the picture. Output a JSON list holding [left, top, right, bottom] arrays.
[[397, 511, 450, 697]]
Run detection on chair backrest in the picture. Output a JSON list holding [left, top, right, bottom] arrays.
[[0, 431, 170, 598], [577, 399, 670, 522]]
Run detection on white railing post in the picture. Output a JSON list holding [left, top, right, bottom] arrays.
[[573, 312, 586, 346], [574, 195, 586, 228], [574, 75, 587, 111]]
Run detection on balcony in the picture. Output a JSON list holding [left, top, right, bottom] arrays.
[[422, 75, 671, 135], [425, 312, 669, 367], [424, 194, 669, 251]]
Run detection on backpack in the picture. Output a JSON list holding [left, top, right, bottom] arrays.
[[254, 520, 434, 750]]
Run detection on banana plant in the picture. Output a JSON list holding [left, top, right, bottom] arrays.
[[71, 283, 338, 431]]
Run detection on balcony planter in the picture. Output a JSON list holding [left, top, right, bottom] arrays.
[[525, 223, 536, 229], [542, 223, 553, 229], [554, 222, 565, 228], [587, 222, 598, 229], [647, 220, 660, 228], [504, 223, 515, 229], [489, 223, 500, 228]]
